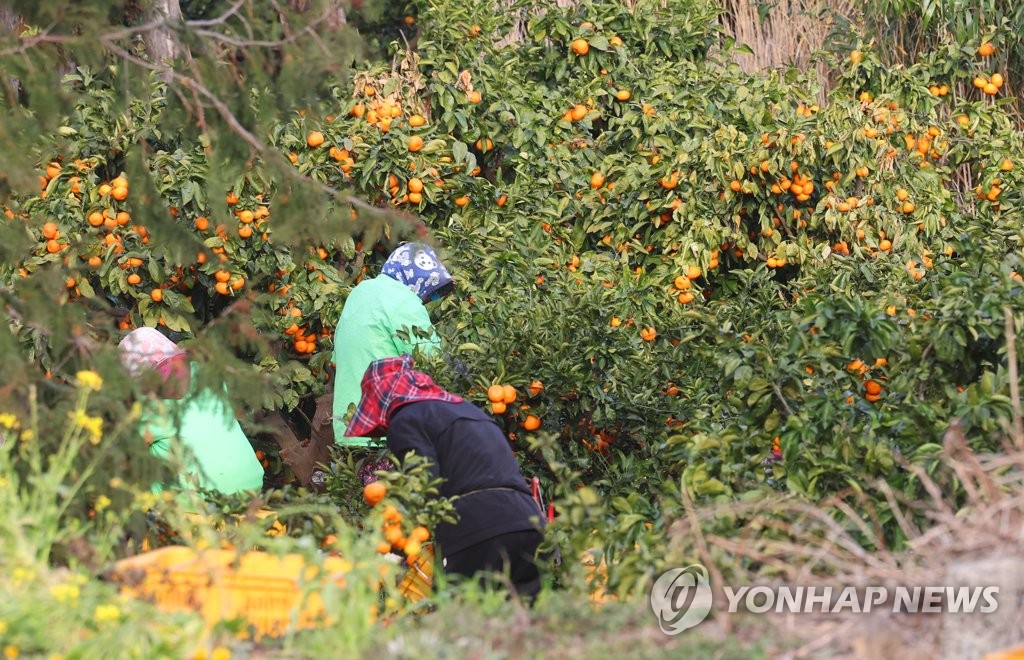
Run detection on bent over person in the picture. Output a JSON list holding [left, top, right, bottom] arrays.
[[331, 242, 455, 449], [345, 354, 545, 599], [118, 327, 264, 495]]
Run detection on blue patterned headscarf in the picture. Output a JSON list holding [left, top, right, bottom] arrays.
[[380, 243, 454, 301]]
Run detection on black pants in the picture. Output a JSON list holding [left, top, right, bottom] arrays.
[[443, 529, 543, 600]]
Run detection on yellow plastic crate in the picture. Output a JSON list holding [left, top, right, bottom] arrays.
[[397, 544, 434, 602], [112, 546, 349, 639]]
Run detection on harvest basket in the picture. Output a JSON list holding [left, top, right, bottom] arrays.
[[111, 545, 349, 639]]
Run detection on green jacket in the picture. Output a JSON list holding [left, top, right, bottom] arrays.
[[331, 275, 441, 446], [141, 365, 265, 495]]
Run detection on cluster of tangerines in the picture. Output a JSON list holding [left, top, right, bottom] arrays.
[[345, 86, 429, 134], [220, 191, 271, 242], [744, 156, 817, 204], [972, 72, 1005, 96], [972, 42, 1006, 95], [485, 382, 543, 431], [40, 167, 158, 291], [846, 357, 888, 403], [279, 304, 330, 355], [973, 157, 1014, 209], [90, 175, 148, 268], [672, 265, 702, 304], [561, 98, 598, 124], [35, 163, 139, 256], [362, 481, 431, 561], [903, 126, 949, 167]]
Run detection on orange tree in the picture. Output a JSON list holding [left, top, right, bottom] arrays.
[[3, 0, 1024, 591]]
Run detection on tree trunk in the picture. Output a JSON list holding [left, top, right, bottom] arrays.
[[0, 8, 23, 105], [142, 0, 184, 64], [256, 407, 333, 491]]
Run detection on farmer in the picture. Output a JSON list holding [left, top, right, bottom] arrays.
[[345, 354, 545, 599], [118, 327, 265, 495], [331, 242, 455, 482]]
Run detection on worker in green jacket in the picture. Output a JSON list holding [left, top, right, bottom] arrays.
[[331, 242, 455, 454], [118, 327, 265, 495]]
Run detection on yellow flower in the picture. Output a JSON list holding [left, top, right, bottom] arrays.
[[0, 620, 7, 635], [95, 495, 112, 511], [75, 370, 103, 391], [210, 647, 231, 660], [68, 410, 103, 445], [49, 582, 80, 603], [18, 429, 32, 442], [3, 645, 19, 659], [93, 604, 120, 624], [134, 492, 158, 510], [108, 477, 123, 489], [12, 567, 34, 584], [0, 413, 18, 429]]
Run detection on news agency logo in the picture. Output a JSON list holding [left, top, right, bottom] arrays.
[[649, 564, 714, 635], [650, 564, 1003, 635], [722, 585, 1000, 614]]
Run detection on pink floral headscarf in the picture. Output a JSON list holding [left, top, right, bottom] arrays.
[[117, 327, 187, 378]]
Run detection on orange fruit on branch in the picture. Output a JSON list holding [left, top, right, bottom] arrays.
[[307, 131, 325, 147], [487, 384, 505, 403], [363, 480, 387, 506]]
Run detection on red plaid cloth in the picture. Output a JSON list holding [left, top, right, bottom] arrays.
[[344, 354, 463, 438]]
